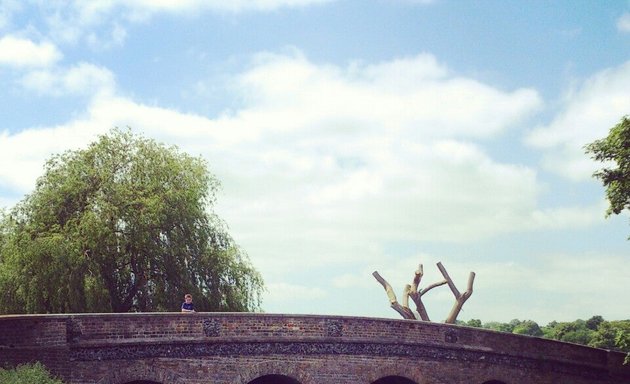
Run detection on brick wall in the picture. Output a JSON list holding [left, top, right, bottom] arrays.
[[1, 313, 628, 384]]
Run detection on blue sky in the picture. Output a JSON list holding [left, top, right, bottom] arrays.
[[0, 0, 629, 323]]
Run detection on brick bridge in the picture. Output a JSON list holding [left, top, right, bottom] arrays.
[[1, 313, 629, 384]]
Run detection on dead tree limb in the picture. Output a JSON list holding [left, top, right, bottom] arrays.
[[410, 264, 423, 293], [406, 264, 429, 321], [436, 262, 475, 324], [372, 271, 415, 319], [409, 264, 448, 321]]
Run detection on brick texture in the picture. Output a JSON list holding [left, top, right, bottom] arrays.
[[0, 313, 628, 384]]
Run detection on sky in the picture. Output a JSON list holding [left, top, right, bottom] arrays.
[[0, 0, 629, 324]]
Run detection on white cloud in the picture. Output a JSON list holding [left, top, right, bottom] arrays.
[[236, 52, 541, 140], [0, 35, 61, 67], [617, 12, 630, 33], [20, 62, 116, 97], [526, 60, 630, 180], [0, 125, 108, 193]]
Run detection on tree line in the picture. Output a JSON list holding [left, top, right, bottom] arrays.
[[461, 315, 630, 354]]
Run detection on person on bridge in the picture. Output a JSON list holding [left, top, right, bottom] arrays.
[[181, 294, 195, 313]]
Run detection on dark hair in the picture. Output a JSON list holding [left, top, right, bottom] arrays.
[[184, 294, 192, 299]]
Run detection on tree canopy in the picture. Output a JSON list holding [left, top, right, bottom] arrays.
[[0, 128, 263, 314], [585, 116, 630, 237]]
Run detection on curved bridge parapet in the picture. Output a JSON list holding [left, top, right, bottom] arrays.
[[0, 313, 628, 384]]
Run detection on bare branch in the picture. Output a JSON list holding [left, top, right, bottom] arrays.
[[373, 271, 416, 320], [420, 279, 448, 296], [436, 261, 460, 298], [465, 272, 475, 296], [372, 271, 397, 304], [410, 264, 423, 293], [402, 284, 412, 309]]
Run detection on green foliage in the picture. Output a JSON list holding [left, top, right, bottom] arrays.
[[0, 362, 64, 384], [585, 116, 630, 236], [589, 320, 630, 354], [0, 128, 263, 314], [512, 320, 543, 337], [474, 315, 630, 357], [466, 318, 482, 328], [586, 315, 604, 330], [543, 319, 593, 345], [482, 320, 516, 333]]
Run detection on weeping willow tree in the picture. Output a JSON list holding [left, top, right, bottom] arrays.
[[0, 128, 263, 314]]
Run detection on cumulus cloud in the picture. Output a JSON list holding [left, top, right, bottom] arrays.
[[21, 62, 116, 96], [0, 35, 61, 67], [236, 52, 541, 140], [525, 60, 630, 180]]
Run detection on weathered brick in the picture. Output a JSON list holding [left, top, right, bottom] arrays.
[[0, 313, 628, 384]]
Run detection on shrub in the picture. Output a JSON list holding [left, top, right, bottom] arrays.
[[0, 362, 64, 384]]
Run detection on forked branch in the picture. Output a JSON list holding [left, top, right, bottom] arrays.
[[437, 261, 475, 324]]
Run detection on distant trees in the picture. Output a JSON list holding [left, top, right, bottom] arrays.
[[585, 116, 630, 238], [513, 320, 543, 337], [0, 128, 263, 314], [461, 316, 630, 355]]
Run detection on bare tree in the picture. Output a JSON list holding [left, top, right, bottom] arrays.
[[373, 262, 474, 323]]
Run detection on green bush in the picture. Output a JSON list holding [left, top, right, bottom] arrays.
[[0, 362, 64, 384]]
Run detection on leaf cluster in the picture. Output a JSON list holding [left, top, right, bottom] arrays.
[[585, 116, 630, 222]]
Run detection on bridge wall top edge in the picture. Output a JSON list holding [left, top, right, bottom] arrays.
[[0, 312, 619, 351]]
